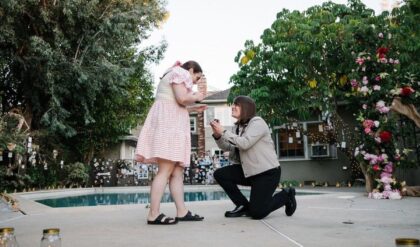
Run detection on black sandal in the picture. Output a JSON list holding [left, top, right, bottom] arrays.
[[147, 213, 178, 225], [176, 211, 204, 221]]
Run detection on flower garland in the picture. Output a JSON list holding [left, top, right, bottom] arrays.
[[348, 32, 417, 199]]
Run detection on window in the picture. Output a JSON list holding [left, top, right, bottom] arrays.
[[306, 122, 337, 159], [190, 117, 197, 133], [310, 144, 330, 157], [212, 149, 224, 158], [276, 124, 305, 159], [205, 106, 235, 127], [274, 121, 338, 160]]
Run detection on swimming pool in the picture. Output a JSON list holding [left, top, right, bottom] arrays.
[[35, 190, 321, 208]]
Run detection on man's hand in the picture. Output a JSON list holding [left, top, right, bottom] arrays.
[[210, 119, 224, 137]]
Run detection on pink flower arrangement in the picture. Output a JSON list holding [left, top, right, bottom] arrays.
[[350, 79, 358, 88], [376, 100, 390, 113], [350, 33, 408, 200], [355, 57, 365, 65], [363, 119, 375, 129]]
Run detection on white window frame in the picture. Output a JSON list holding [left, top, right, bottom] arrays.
[[274, 123, 308, 161], [274, 121, 338, 161], [190, 117, 197, 133], [204, 106, 235, 127]]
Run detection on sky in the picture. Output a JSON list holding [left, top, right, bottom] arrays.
[[144, 0, 395, 91]]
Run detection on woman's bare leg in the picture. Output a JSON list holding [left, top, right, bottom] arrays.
[[148, 159, 175, 221], [169, 164, 189, 217]]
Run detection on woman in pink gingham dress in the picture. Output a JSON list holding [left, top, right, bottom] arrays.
[[136, 61, 207, 225]]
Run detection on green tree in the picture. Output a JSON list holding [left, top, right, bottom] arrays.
[[230, 0, 378, 124], [0, 0, 167, 162], [65, 162, 89, 188]]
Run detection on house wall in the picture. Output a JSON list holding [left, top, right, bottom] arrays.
[[103, 140, 137, 161], [205, 123, 353, 184], [395, 167, 420, 186], [280, 152, 352, 185], [105, 143, 121, 160]]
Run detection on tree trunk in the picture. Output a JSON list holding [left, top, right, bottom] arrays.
[[23, 103, 33, 131], [364, 173, 374, 193], [360, 163, 374, 192], [83, 145, 95, 165]]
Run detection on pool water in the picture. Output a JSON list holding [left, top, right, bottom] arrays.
[[36, 190, 320, 208]]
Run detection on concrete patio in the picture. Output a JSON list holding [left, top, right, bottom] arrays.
[[1, 186, 419, 247]]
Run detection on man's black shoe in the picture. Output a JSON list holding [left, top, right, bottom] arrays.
[[285, 187, 297, 216], [225, 205, 249, 217]]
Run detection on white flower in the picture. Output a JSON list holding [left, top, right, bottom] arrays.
[[390, 89, 399, 95], [370, 192, 384, 199], [362, 76, 369, 85], [360, 86, 369, 93], [389, 191, 402, 200], [374, 121, 380, 127], [373, 85, 381, 91], [379, 72, 388, 78], [354, 149, 360, 156], [376, 100, 390, 113], [377, 100, 385, 108]]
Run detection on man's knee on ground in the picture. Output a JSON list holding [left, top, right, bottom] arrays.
[[248, 209, 267, 220]]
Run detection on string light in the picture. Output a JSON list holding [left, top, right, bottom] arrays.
[[283, 113, 363, 177]]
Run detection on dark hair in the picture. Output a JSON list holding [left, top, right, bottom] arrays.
[[181, 61, 202, 73], [233, 95, 256, 125]]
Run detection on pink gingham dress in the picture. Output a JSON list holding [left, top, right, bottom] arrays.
[[135, 66, 193, 167]]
